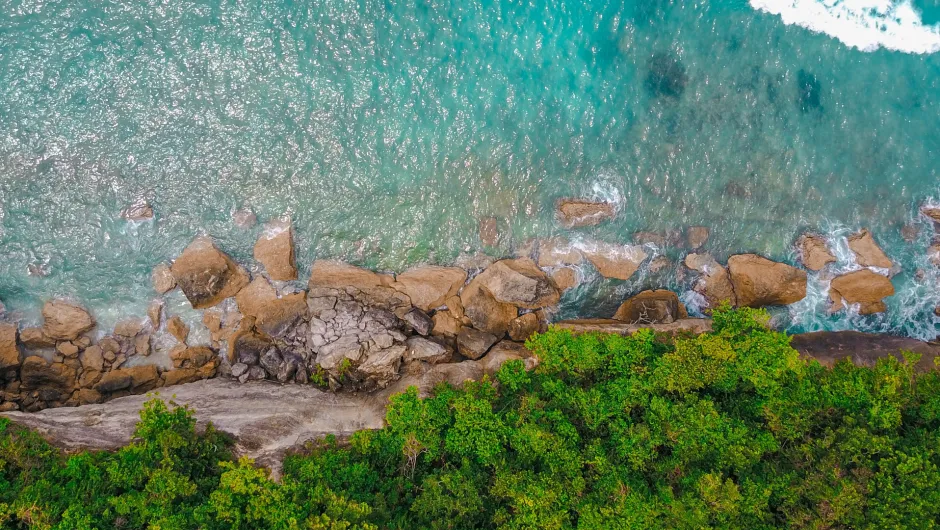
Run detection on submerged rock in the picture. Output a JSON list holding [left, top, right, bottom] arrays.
[[556, 199, 616, 228], [847, 229, 892, 269], [686, 226, 710, 249], [41, 300, 95, 341], [171, 236, 250, 309], [232, 208, 257, 229], [645, 52, 688, 99], [479, 217, 499, 247], [829, 270, 894, 315], [728, 254, 806, 307], [254, 219, 297, 281], [797, 69, 822, 112], [551, 267, 578, 291], [613, 290, 687, 324], [920, 205, 940, 224], [796, 234, 836, 271], [537, 238, 584, 268], [582, 242, 649, 281], [120, 199, 154, 221]]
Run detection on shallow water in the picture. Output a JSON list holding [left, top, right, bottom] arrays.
[[0, 0, 938, 337]]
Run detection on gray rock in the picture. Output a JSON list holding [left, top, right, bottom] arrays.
[[403, 308, 433, 336], [259, 347, 284, 378], [456, 328, 499, 360], [404, 336, 451, 364], [316, 335, 363, 370], [231, 363, 249, 378], [247, 366, 267, 381]]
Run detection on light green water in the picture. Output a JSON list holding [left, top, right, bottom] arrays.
[[0, 0, 939, 337]]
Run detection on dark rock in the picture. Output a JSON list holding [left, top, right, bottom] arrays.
[[645, 52, 688, 99], [259, 348, 284, 378], [403, 308, 433, 336], [791, 331, 938, 371], [20, 357, 76, 401], [797, 69, 822, 112], [232, 331, 274, 366], [613, 290, 688, 324]]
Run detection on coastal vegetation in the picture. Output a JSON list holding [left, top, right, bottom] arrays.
[[2, 307, 939, 529]]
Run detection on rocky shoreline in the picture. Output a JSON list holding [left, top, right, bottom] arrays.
[[1, 198, 938, 414]]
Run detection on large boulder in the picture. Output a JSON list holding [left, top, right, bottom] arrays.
[[20, 357, 76, 401], [41, 300, 95, 340], [508, 313, 540, 342], [96, 365, 159, 394], [404, 337, 451, 364], [684, 254, 737, 308], [613, 290, 688, 324], [472, 259, 560, 309], [457, 327, 499, 360], [556, 199, 616, 228], [254, 219, 297, 281], [171, 236, 250, 309], [308, 260, 384, 290], [459, 278, 518, 336], [728, 254, 807, 307], [829, 270, 894, 315], [796, 234, 836, 271], [582, 242, 649, 281], [236, 278, 306, 337], [847, 229, 892, 269], [0, 323, 19, 371], [392, 266, 466, 312]]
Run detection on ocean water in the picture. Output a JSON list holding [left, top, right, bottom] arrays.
[[0, 0, 939, 338]]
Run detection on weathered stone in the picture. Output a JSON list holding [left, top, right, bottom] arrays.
[[459, 278, 517, 336], [479, 217, 499, 247], [551, 267, 578, 292], [686, 226, 710, 249], [166, 316, 189, 344], [134, 334, 151, 357], [254, 219, 297, 281], [392, 266, 466, 312], [114, 318, 145, 338], [728, 254, 807, 307], [402, 308, 433, 336], [829, 270, 895, 315], [20, 357, 76, 401], [96, 365, 159, 394], [230, 363, 249, 378], [171, 236, 250, 309], [457, 327, 499, 360], [920, 205, 940, 224], [847, 229, 892, 269], [613, 290, 688, 324], [901, 224, 920, 242], [79, 346, 104, 372], [235, 277, 279, 317], [554, 318, 713, 336], [259, 348, 284, 378], [231, 331, 274, 366], [480, 341, 536, 376], [316, 335, 363, 370], [120, 200, 153, 221], [791, 331, 939, 371], [648, 256, 672, 274], [473, 259, 560, 309], [148, 300, 163, 329], [357, 344, 406, 387], [796, 234, 836, 271], [0, 324, 19, 370], [56, 341, 79, 357], [42, 300, 95, 341], [582, 242, 649, 281], [170, 346, 216, 369], [431, 312, 462, 337], [929, 244, 940, 267], [74, 388, 102, 405], [152, 263, 177, 294], [556, 199, 616, 228], [79, 369, 102, 388], [99, 337, 120, 355], [236, 278, 306, 338], [162, 368, 201, 387], [508, 313, 539, 342], [537, 238, 583, 268], [232, 208, 257, 228], [404, 336, 451, 364], [308, 260, 383, 290], [74, 336, 91, 349], [19, 327, 55, 349]]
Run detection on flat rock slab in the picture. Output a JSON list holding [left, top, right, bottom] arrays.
[[1, 379, 388, 471], [554, 318, 713, 335], [791, 331, 939, 371]]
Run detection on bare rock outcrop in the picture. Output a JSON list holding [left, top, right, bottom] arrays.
[[796, 234, 836, 271], [254, 219, 297, 281], [727, 254, 807, 307], [171, 236, 250, 309], [847, 229, 892, 269], [829, 270, 894, 315]]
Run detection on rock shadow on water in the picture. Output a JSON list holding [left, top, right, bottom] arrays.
[[645, 52, 688, 100], [797, 69, 823, 113]]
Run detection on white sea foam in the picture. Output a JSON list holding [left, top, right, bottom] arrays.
[[750, 0, 940, 54]]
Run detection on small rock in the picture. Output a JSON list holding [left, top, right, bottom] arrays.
[[728, 254, 807, 308], [74, 336, 91, 348], [796, 234, 836, 271], [247, 366, 266, 381], [457, 327, 499, 360], [403, 308, 433, 336], [41, 300, 95, 341], [232, 208, 257, 229], [166, 316, 189, 344], [231, 363, 249, 378], [99, 337, 121, 355], [19, 327, 55, 349], [431, 312, 462, 337], [120, 199, 154, 221], [404, 336, 451, 364], [171, 236, 250, 309], [920, 205, 940, 224], [79, 345, 104, 372], [151, 263, 177, 294], [56, 341, 79, 357], [847, 229, 892, 269], [259, 348, 284, 378], [479, 217, 499, 247], [556, 199, 616, 228], [901, 224, 920, 243], [135, 334, 151, 357], [829, 270, 894, 315], [928, 244, 940, 267], [613, 290, 688, 324], [551, 267, 578, 291], [148, 300, 163, 329], [508, 313, 539, 342], [254, 219, 297, 281], [114, 318, 145, 338], [686, 226, 710, 249]]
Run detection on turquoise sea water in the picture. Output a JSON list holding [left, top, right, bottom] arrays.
[[0, 0, 939, 337]]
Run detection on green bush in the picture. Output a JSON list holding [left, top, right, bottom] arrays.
[[1, 306, 939, 529]]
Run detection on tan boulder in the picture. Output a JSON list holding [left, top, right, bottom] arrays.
[[41, 300, 95, 340], [459, 279, 517, 336], [171, 236, 250, 309], [167, 316, 190, 344], [113, 318, 145, 338], [472, 259, 560, 309], [551, 268, 578, 291], [796, 234, 836, 271], [0, 323, 19, 370], [613, 290, 688, 324], [19, 327, 55, 349], [56, 341, 79, 357], [556, 199, 616, 228], [308, 260, 382, 290], [148, 300, 163, 329], [170, 346, 216, 369], [96, 365, 160, 394], [256, 293, 307, 338], [254, 219, 297, 281], [508, 313, 540, 342], [431, 312, 462, 337], [162, 362, 217, 387], [684, 254, 737, 308], [728, 254, 807, 307], [582, 242, 649, 281], [847, 229, 892, 269], [392, 266, 467, 312], [480, 341, 536, 376], [235, 277, 279, 317], [537, 239, 583, 268], [829, 270, 894, 315], [79, 345, 104, 372], [151, 263, 177, 294]]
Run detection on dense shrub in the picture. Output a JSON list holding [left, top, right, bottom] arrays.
[[1, 307, 939, 529]]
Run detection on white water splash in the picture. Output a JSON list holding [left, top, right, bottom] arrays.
[[750, 0, 940, 54]]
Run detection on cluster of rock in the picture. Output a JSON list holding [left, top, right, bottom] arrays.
[[0, 300, 217, 412]]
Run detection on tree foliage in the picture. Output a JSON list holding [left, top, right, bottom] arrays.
[[1, 307, 939, 528]]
